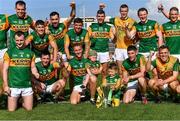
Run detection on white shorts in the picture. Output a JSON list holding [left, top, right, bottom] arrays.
[[45, 83, 56, 93], [172, 54, 180, 61], [73, 85, 83, 93], [163, 84, 168, 92], [0, 48, 7, 59], [62, 54, 67, 62], [10, 87, 33, 97], [97, 52, 110, 63], [114, 48, 128, 61], [127, 80, 138, 90], [139, 52, 157, 60]]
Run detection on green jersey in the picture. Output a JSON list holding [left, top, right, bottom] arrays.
[[48, 23, 68, 53], [133, 20, 160, 52], [122, 54, 146, 82], [106, 74, 121, 98], [69, 57, 88, 86], [86, 59, 101, 69], [3, 47, 35, 88], [88, 23, 112, 52], [27, 31, 54, 57], [161, 20, 180, 54], [36, 62, 60, 85], [65, 29, 89, 55], [0, 14, 8, 49], [8, 14, 33, 48], [152, 56, 179, 80]]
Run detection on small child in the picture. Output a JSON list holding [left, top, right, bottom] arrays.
[[84, 49, 102, 104], [96, 63, 122, 108]]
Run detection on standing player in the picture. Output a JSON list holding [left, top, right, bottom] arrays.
[[64, 18, 90, 60], [8, 0, 34, 48], [122, 45, 147, 104], [88, 9, 114, 81], [0, 14, 9, 78], [99, 3, 136, 76], [126, 8, 163, 59], [3, 31, 39, 111], [161, 7, 180, 60], [158, 4, 180, 20], [147, 45, 179, 103], [48, 2, 76, 61], [24, 20, 58, 62]]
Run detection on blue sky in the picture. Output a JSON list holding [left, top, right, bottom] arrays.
[[0, 0, 179, 23]]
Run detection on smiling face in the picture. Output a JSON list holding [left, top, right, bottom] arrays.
[[138, 10, 148, 23], [36, 24, 45, 36], [73, 45, 83, 59], [159, 48, 170, 63], [16, 4, 26, 18], [127, 50, 137, 62], [169, 9, 179, 22], [74, 22, 83, 34], [50, 14, 60, 28], [41, 54, 50, 67], [120, 7, 128, 19], [15, 34, 25, 48], [97, 13, 105, 24]]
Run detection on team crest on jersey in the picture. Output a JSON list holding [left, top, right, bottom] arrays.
[[19, 20, 23, 24], [148, 26, 152, 29], [99, 27, 103, 31], [81, 37, 84, 40], [59, 28, 62, 31], [48, 69, 51, 73], [75, 36, 80, 41], [25, 20, 28, 24], [105, 28, 107, 31], [143, 26, 147, 31], [135, 63, 138, 67], [79, 63, 83, 68], [26, 54, 30, 58], [173, 25, 177, 29], [19, 52, 24, 57]]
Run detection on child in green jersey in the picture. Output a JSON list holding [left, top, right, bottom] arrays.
[[96, 63, 122, 108]]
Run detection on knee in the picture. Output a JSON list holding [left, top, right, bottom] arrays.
[[90, 76, 97, 84], [169, 81, 179, 90], [70, 100, 78, 105]]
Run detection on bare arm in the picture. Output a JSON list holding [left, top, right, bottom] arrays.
[[164, 71, 178, 84], [49, 35, 58, 62], [146, 51, 154, 71], [84, 32, 90, 58], [31, 56, 39, 79], [3, 53, 10, 94], [155, 23, 164, 47], [125, 25, 136, 40], [64, 34, 71, 60], [158, 4, 170, 19]]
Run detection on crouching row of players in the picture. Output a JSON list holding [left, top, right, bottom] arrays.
[[2, 31, 180, 111]]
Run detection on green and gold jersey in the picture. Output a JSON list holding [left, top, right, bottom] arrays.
[[48, 22, 68, 53], [26, 31, 54, 57], [36, 62, 60, 85], [152, 56, 179, 80], [3, 47, 35, 88], [69, 57, 88, 86], [132, 20, 160, 52], [161, 20, 180, 54], [8, 14, 33, 48], [0, 14, 8, 49], [106, 74, 121, 98], [65, 28, 89, 55], [86, 59, 101, 69], [109, 17, 136, 49], [88, 23, 113, 52], [122, 54, 146, 81]]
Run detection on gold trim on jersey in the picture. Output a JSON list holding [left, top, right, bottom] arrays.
[[128, 67, 140, 75], [71, 68, 86, 76], [39, 70, 55, 82], [10, 24, 30, 32], [32, 43, 49, 51], [93, 32, 110, 38], [10, 58, 31, 67], [0, 23, 7, 30], [164, 30, 180, 37], [137, 30, 156, 38]]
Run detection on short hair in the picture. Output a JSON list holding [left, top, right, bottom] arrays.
[[40, 51, 50, 58], [108, 62, 118, 71], [120, 4, 129, 11], [97, 9, 105, 15], [127, 45, 137, 51], [14, 31, 24, 37], [50, 11, 60, 18], [35, 20, 45, 26], [74, 18, 83, 24], [73, 43, 83, 49], [137, 7, 148, 15], [158, 45, 169, 52], [15, 0, 26, 8], [170, 7, 179, 14]]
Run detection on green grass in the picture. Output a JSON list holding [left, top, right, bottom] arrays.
[[0, 102, 180, 120]]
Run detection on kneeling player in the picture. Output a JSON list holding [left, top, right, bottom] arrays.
[[34, 51, 65, 101], [122, 45, 147, 104], [147, 45, 179, 103], [3, 31, 39, 111]]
